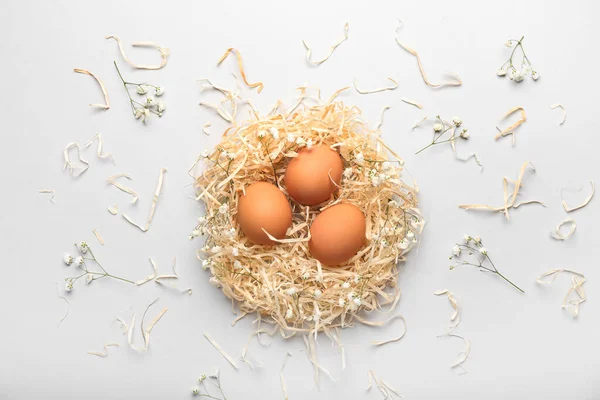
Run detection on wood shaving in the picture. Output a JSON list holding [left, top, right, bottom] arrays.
[[536, 269, 587, 317], [354, 314, 407, 346], [38, 189, 55, 204], [280, 352, 292, 400], [401, 97, 423, 109], [123, 168, 167, 232], [108, 204, 119, 215], [395, 20, 462, 89], [376, 106, 391, 131], [204, 332, 240, 370], [56, 283, 70, 327], [217, 48, 264, 93], [434, 289, 460, 329], [126, 298, 168, 352], [136, 258, 158, 285], [106, 174, 138, 204], [459, 161, 544, 220], [367, 370, 402, 399], [550, 219, 576, 241], [240, 330, 265, 369], [412, 116, 428, 129], [105, 36, 170, 70], [203, 122, 212, 136], [442, 333, 471, 372], [92, 229, 105, 245], [87, 343, 119, 357], [353, 78, 398, 94], [84, 133, 115, 165], [302, 22, 349, 66], [303, 334, 339, 388], [561, 181, 595, 212], [73, 68, 110, 109], [495, 106, 526, 141], [63, 143, 89, 177], [549, 103, 566, 125]]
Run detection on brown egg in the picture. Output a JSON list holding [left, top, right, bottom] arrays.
[[237, 182, 292, 245], [284, 145, 343, 206], [309, 203, 366, 265]]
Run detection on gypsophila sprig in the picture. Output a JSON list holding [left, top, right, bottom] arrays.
[[415, 115, 469, 155], [191, 369, 227, 399], [497, 36, 539, 82], [61, 242, 135, 291], [113, 61, 166, 123], [449, 235, 524, 293]]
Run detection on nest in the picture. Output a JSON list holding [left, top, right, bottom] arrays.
[[193, 95, 422, 335]]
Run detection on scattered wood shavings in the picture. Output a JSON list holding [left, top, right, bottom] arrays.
[[87, 343, 119, 357], [123, 168, 167, 232], [354, 314, 407, 346], [38, 189, 55, 203], [367, 370, 402, 399], [550, 219, 576, 241], [549, 103, 566, 125], [84, 133, 115, 165], [561, 181, 595, 212], [303, 22, 349, 66], [395, 20, 462, 89], [353, 78, 398, 94], [73, 68, 110, 109], [240, 330, 265, 369], [280, 352, 292, 400], [92, 229, 105, 245], [108, 204, 118, 215], [105, 36, 170, 70], [202, 122, 212, 136], [536, 269, 587, 317], [136, 258, 158, 286], [495, 106, 526, 142], [401, 97, 423, 109], [303, 334, 339, 388], [106, 174, 138, 204], [459, 161, 544, 220], [434, 290, 460, 329], [204, 332, 240, 370], [56, 283, 70, 327], [376, 106, 391, 131], [126, 298, 168, 352], [442, 333, 471, 373], [217, 48, 264, 93], [412, 116, 428, 129], [63, 143, 89, 177]]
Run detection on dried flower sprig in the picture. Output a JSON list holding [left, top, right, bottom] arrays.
[[113, 61, 166, 122], [449, 235, 524, 293], [415, 115, 468, 155], [62, 242, 135, 291], [497, 36, 539, 82], [192, 369, 227, 399]]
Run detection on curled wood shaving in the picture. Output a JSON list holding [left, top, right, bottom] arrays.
[[87, 343, 119, 357], [203, 122, 212, 136], [126, 298, 168, 352], [536, 268, 584, 284], [73, 68, 110, 109], [92, 229, 105, 245], [412, 116, 428, 129], [495, 106, 526, 141], [561, 181, 595, 212], [395, 20, 462, 89], [434, 290, 459, 329], [38, 189, 55, 204], [56, 283, 70, 327], [84, 134, 115, 165], [217, 48, 264, 93], [459, 161, 544, 220], [354, 314, 407, 346], [204, 332, 240, 370], [376, 106, 391, 131], [549, 104, 566, 125], [303, 22, 349, 66], [367, 370, 402, 399], [550, 219, 576, 241], [353, 78, 398, 94], [105, 36, 170, 70], [123, 168, 167, 232], [63, 143, 89, 177], [136, 258, 158, 285], [443, 333, 470, 372], [280, 352, 292, 400], [106, 174, 138, 204], [240, 330, 265, 369], [108, 204, 119, 215], [303, 334, 339, 388], [401, 97, 423, 109], [536, 269, 587, 317]]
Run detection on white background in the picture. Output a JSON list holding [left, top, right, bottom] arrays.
[[1, 0, 599, 399]]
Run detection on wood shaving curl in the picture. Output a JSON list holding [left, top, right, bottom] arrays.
[[203, 122, 212, 136], [38, 189, 55, 204], [412, 116, 428, 129], [105, 36, 170, 70], [353, 78, 398, 94], [549, 103, 566, 125], [401, 97, 423, 109], [354, 314, 407, 346], [550, 219, 576, 241], [434, 289, 460, 329], [441, 333, 471, 373], [561, 181, 595, 212], [87, 343, 119, 357], [217, 48, 264, 93], [73, 68, 110, 109], [126, 298, 168, 352], [376, 106, 391, 131], [84, 133, 115, 165], [204, 332, 240, 370], [123, 168, 167, 232], [92, 229, 105, 245], [280, 352, 292, 400], [495, 106, 526, 142], [536, 269, 587, 317], [303, 22, 349, 66], [108, 204, 119, 215], [106, 174, 138, 204], [63, 143, 89, 177], [56, 283, 70, 327], [367, 370, 402, 399], [395, 20, 462, 89], [136, 258, 158, 286]]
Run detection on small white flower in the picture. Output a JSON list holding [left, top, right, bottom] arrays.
[[192, 388, 200, 396], [269, 127, 279, 139], [295, 137, 306, 145], [199, 374, 207, 383], [341, 282, 350, 289], [531, 71, 540, 81], [257, 130, 266, 138], [381, 239, 390, 247], [225, 228, 236, 238], [233, 260, 242, 269], [73, 256, 84, 267], [202, 259, 211, 270], [157, 101, 166, 113], [197, 216, 206, 224], [302, 272, 310, 280], [79, 242, 89, 254], [347, 292, 356, 301], [146, 96, 155, 107], [433, 123, 443, 133], [382, 162, 394, 172], [286, 287, 297, 296], [285, 308, 294, 319], [406, 231, 415, 240], [371, 175, 383, 187], [497, 69, 507, 77], [86, 274, 93, 285], [155, 87, 164, 96], [63, 253, 74, 266], [460, 130, 470, 139], [306, 139, 314, 149], [504, 40, 513, 47], [343, 167, 353, 179], [463, 234, 471, 244], [452, 116, 462, 127], [142, 109, 150, 118], [211, 246, 222, 253], [354, 152, 364, 164], [371, 233, 380, 241], [338, 298, 345, 307], [452, 245, 461, 257], [314, 289, 322, 299], [479, 247, 488, 256], [232, 247, 239, 257], [135, 109, 144, 119], [209, 277, 221, 288], [473, 236, 481, 244], [202, 149, 210, 158], [388, 199, 399, 207], [353, 298, 362, 306], [397, 239, 410, 250], [513, 70, 526, 82], [218, 203, 229, 215], [136, 85, 148, 95], [354, 275, 360, 283], [65, 280, 73, 292]]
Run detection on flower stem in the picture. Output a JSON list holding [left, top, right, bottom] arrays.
[[495, 270, 524, 293]]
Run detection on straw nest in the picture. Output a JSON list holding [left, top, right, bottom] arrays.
[[193, 95, 422, 335]]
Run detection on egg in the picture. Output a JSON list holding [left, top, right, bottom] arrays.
[[308, 203, 366, 265], [284, 145, 343, 206], [237, 182, 293, 245]]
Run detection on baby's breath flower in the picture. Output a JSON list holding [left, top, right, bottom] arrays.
[[512, 70, 526, 82], [202, 259, 211, 269], [341, 282, 350, 289], [199, 374, 207, 383], [353, 297, 362, 306], [142, 108, 150, 119], [314, 289, 322, 299], [286, 287, 297, 296], [202, 149, 210, 158], [79, 242, 89, 254], [192, 388, 200, 396], [473, 236, 481, 244], [371, 233, 380, 241], [65, 279, 74, 292], [302, 272, 310, 280], [343, 167, 353, 179], [433, 123, 443, 133], [232, 247, 239, 257], [285, 308, 294, 319], [354, 275, 360, 283], [73, 256, 84, 267], [211, 246, 222, 253], [287, 134, 295, 143], [155, 87, 164, 96], [397, 238, 410, 251], [145, 96, 155, 107], [463, 234, 471, 243], [136, 85, 148, 95], [295, 137, 305, 145], [347, 292, 356, 301], [306, 139, 314, 149], [63, 253, 74, 266], [157, 101, 166, 113], [354, 152, 364, 164], [479, 247, 488, 256], [497, 69, 507, 77], [233, 260, 242, 269], [338, 298, 345, 307], [460, 130, 470, 139], [269, 127, 279, 139], [531, 71, 540, 81], [406, 231, 415, 240], [452, 116, 462, 127], [505, 40, 513, 47], [135, 109, 144, 119], [257, 130, 266, 138], [218, 203, 229, 215], [197, 216, 206, 224], [381, 239, 390, 247], [452, 245, 461, 257]]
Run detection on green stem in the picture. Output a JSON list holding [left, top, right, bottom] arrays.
[[495, 270, 524, 294]]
